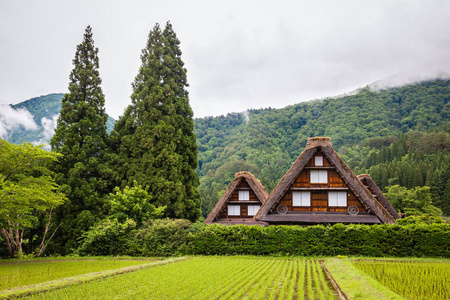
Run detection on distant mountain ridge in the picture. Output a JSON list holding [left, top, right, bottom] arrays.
[[2, 93, 115, 145]]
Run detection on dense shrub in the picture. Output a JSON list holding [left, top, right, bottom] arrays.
[[76, 218, 140, 256], [136, 218, 191, 256]]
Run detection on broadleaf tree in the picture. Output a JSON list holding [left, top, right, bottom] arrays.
[[50, 26, 111, 253], [111, 22, 201, 221], [0, 139, 65, 257]]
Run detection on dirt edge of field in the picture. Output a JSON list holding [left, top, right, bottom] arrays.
[[0, 256, 189, 299], [320, 260, 347, 300]]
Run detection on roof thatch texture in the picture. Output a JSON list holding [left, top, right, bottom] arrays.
[[358, 174, 400, 220], [204, 171, 269, 224], [255, 137, 397, 224]]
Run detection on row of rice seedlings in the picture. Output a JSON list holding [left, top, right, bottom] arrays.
[[354, 260, 450, 300], [278, 258, 295, 300], [249, 258, 287, 299], [0, 259, 154, 291], [305, 260, 314, 299], [296, 259, 306, 300]]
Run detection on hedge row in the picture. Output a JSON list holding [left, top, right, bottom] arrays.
[[76, 219, 450, 257], [186, 223, 450, 257]]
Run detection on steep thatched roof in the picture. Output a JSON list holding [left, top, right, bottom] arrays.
[[255, 137, 396, 224], [358, 174, 400, 220], [204, 171, 269, 224]]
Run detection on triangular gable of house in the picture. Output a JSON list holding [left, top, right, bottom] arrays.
[[255, 137, 396, 224], [205, 171, 269, 224], [358, 174, 400, 220]]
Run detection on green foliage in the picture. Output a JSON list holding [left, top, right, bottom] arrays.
[[111, 22, 201, 221], [396, 214, 447, 225], [0, 139, 65, 257], [136, 218, 191, 256], [50, 26, 112, 253], [106, 182, 165, 226], [385, 185, 443, 216], [76, 218, 139, 256]]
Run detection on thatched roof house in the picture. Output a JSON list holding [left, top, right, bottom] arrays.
[[255, 137, 397, 225], [205, 171, 269, 225]]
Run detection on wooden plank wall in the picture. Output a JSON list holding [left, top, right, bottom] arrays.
[[218, 179, 261, 218], [279, 152, 366, 213]]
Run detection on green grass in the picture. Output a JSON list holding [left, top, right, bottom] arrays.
[[324, 257, 406, 300], [21, 256, 339, 300], [354, 260, 450, 300], [0, 257, 158, 290]]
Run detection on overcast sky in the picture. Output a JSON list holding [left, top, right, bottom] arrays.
[[1, 0, 449, 119]]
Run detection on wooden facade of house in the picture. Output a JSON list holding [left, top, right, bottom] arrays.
[[205, 172, 269, 225], [255, 137, 397, 225]]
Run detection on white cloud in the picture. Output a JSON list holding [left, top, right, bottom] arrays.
[[32, 114, 58, 149], [0, 105, 37, 138]]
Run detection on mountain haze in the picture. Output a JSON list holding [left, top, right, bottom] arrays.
[[2, 93, 115, 145]]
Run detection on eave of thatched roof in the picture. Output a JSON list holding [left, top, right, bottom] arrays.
[[204, 171, 269, 224], [255, 137, 396, 224], [358, 174, 400, 220]]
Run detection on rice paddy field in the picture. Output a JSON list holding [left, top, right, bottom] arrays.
[[0, 256, 449, 299], [0, 258, 158, 291], [354, 260, 450, 300]]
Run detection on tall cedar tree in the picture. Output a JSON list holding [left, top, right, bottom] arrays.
[[50, 26, 111, 253], [111, 22, 201, 221]]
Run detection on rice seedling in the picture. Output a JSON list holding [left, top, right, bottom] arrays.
[[354, 260, 450, 300]]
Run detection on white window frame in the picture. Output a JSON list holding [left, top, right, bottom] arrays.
[[292, 191, 311, 206], [310, 170, 327, 183], [247, 205, 261, 216], [315, 156, 323, 166], [328, 192, 347, 207], [238, 190, 250, 201], [227, 205, 240, 216]]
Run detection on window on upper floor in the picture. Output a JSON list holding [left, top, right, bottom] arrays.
[[247, 205, 260, 216], [227, 205, 240, 216], [292, 191, 311, 206], [238, 190, 250, 201], [315, 156, 323, 166], [310, 170, 327, 183], [328, 191, 347, 207]]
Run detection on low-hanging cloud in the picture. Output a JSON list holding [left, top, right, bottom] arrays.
[[32, 114, 58, 149], [0, 105, 37, 138]]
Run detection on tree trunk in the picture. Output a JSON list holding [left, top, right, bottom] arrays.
[[35, 209, 60, 258]]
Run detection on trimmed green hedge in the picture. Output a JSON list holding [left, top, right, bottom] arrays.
[[186, 223, 450, 257], [76, 219, 450, 257]]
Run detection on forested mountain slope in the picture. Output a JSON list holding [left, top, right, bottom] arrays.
[[5, 94, 115, 145], [194, 79, 450, 217]]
